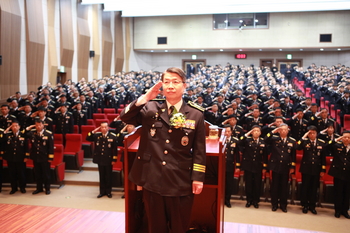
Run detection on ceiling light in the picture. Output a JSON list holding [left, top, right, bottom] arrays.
[[201, 50, 204, 52], [183, 50, 186, 52], [239, 49, 242, 51], [255, 19, 259, 22], [220, 49, 223, 51], [300, 49, 303, 51], [165, 50, 168, 52], [239, 20, 243, 23], [151, 50, 154, 52], [338, 48, 341, 51], [279, 49, 283, 51], [320, 48, 324, 51], [259, 49, 262, 51]]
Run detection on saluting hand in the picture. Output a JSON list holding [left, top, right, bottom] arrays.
[[136, 81, 163, 106]]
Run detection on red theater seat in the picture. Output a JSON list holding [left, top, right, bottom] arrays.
[[63, 134, 84, 171], [112, 147, 124, 188], [104, 108, 116, 114], [51, 144, 65, 186], [81, 125, 96, 159]]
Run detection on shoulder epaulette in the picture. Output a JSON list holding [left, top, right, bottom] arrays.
[[272, 135, 279, 138], [0, 128, 4, 131], [150, 98, 165, 101], [110, 132, 116, 137], [188, 101, 205, 112], [31, 129, 36, 131], [10, 115, 16, 118], [289, 137, 296, 141], [247, 116, 253, 118], [317, 139, 325, 143], [47, 117, 53, 121], [95, 132, 102, 134], [236, 125, 243, 129], [336, 141, 342, 144], [302, 138, 308, 140], [45, 130, 52, 134], [232, 136, 239, 141]]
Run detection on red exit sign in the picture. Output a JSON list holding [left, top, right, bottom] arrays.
[[235, 54, 247, 59]]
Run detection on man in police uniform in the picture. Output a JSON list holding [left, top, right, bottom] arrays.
[[265, 123, 296, 212], [0, 104, 17, 129], [3, 120, 29, 194], [297, 126, 326, 214], [86, 122, 118, 198], [238, 125, 267, 208], [223, 125, 240, 208], [26, 119, 54, 195], [120, 67, 206, 233], [328, 131, 350, 218]]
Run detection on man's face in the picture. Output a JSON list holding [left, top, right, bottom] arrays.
[[342, 133, 350, 145], [217, 96, 223, 103], [212, 105, 218, 112], [11, 122, 20, 133], [24, 105, 32, 113], [279, 125, 289, 137], [100, 123, 109, 134], [251, 128, 261, 138], [227, 108, 234, 115], [38, 110, 46, 118], [253, 109, 260, 118], [35, 122, 44, 132], [1, 106, 9, 115], [327, 126, 335, 135], [274, 109, 282, 116], [162, 72, 186, 102], [308, 130, 317, 141], [224, 127, 232, 137], [275, 119, 284, 127], [320, 110, 328, 119]]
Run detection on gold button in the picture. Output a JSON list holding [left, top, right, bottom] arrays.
[[164, 150, 168, 154], [166, 140, 170, 143], [280, 160, 282, 163], [138, 156, 140, 159], [162, 161, 166, 165], [168, 129, 172, 133]]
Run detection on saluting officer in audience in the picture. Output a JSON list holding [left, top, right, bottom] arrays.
[[287, 108, 309, 141], [223, 125, 240, 208], [265, 123, 296, 213], [238, 125, 267, 209], [318, 123, 340, 157], [32, 106, 54, 132], [26, 119, 54, 195], [71, 102, 88, 133], [297, 126, 326, 215], [0, 104, 17, 129], [328, 131, 350, 219], [3, 120, 29, 194], [86, 122, 118, 198]]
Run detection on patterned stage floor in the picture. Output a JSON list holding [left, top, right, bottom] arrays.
[[0, 204, 326, 233]]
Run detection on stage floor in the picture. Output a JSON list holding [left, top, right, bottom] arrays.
[[0, 204, 326, 233]]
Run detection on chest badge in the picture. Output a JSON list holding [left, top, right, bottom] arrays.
[[181, 136, 189, 146]]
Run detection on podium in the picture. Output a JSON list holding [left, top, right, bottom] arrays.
[[123, 126, 226, 233]]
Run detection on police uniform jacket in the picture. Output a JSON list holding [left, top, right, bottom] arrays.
[[314, 117, 335, 133], [72, 109, 87, 126], [54, 111, 74, 134], [0, 114, 17, 129], [26, 129, 54, 162], [224, 136, 240, 173], [238, 136, 267, 173], [242, 116, 264, 131], [297, 138, 326, 175], [287, 118, 308, 141], [265, 133, 296, 174], [120, 100, 206, 197], [17, 112, 34, 130], [86, 131, 117, 166], [3, 130, 30, 162], [328, 141, 350, 181]]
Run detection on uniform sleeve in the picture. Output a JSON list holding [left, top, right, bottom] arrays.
[[86, 131, 95, 142], [191, 113, 206, 182], [119, 100, 144, 126]]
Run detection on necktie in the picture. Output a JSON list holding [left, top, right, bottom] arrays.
[[169, 106, 175, 117]]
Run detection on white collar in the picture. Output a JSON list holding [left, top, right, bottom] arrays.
[[166, 99, 183, 112]]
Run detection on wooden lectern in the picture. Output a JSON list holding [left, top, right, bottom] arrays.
[[123, 126, 226, 233]]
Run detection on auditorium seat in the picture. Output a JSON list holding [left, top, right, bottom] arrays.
[[336, 109, 342, 127], [112, 146, 124, 188], [305, 88, 311, 97], [54, 134, 64, 146], [106, 114, 119, 125], [319, 156, 334, 204], [81, 125, 96, 159], [325, 100, 330, 111], [343, 114, 350, 130], [95, 118, 109, 126], [63, 134, 84, 171], [51, 144, 65, 187], [330, 105, 336, 119], [104, 108, 116, 114], [320, 97, 325, 108], [93, 113, 106, 120], [73, 125, 79, 134], [291, 151, 303, 204], [87, 119, 95, 126]]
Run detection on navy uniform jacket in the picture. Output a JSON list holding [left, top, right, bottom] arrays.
[[3, 131, 30, 162], [86, 131, 117, 166], [241, 116, 265, 131], [328, 141, 350, 181], [0, 114, 17, 129], [224, 136, 240, 173], [265, 133, 296, 174], [54, 111, 74, 134], [297, 138, 326, 175], [120, 100, 206, 196], [238, 136, 268, 173], [287, 118, 308, 141], [26, 129, 54, 162], [314, 117, 335, 133], [72, 109, 87, 126]]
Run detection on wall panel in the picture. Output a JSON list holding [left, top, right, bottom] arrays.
[[47, 0, 58, 84], [25, 0, 45, 93], [0, 0, 21, 99], [77, 4, 90, 80], [101, 11, 112, 76], [114, 11, 124, 73], [91, 4, 100, 80], [59, 0, 74, 81]]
